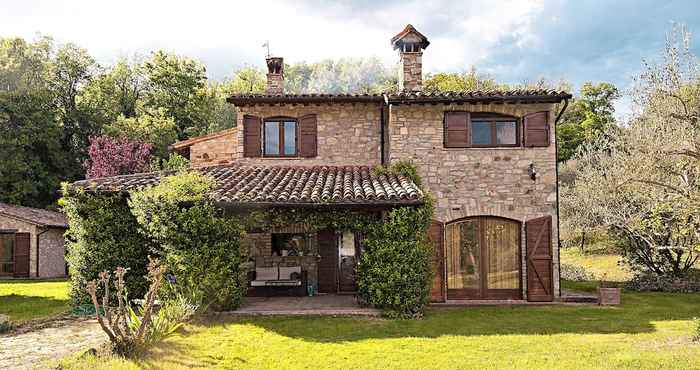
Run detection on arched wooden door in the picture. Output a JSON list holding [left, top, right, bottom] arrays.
[[445, 217, 521, 300]]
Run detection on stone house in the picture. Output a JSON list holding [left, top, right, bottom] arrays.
[[79, 25, 571, 302], [0, 203, 68, 278]]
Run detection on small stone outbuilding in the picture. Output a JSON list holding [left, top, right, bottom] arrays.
[[0, 203, 68, 278]]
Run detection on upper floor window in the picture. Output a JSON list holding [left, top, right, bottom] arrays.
[[444, 111, 548, 148], [264, 119, 297, 156], [243, 114, 318, 158]]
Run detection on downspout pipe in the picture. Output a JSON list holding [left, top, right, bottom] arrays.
[[553, 97, 569, 298], [36, 227, 50, 278]]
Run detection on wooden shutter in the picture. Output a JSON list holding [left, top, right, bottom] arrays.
[[14, 232, 30, 278], [444, 111, 469, 148], [298, 114, 318, 158], [243, 115, 262, 157], [523, 111, 550, 147], [317, 229, 337, 293], [525, 216, 553, 302], [427, 221, 445, 302]]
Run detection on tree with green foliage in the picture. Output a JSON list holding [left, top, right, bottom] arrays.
[[142, 51, 212, 139], [564, 25, 700, 278], [0, 92, 71, 207], [424, 67, 503, 92], [557, 82, 620, 162], [102, 108, 177, 158]]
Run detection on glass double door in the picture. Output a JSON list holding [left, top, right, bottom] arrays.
[[445, 217, 521, 300]]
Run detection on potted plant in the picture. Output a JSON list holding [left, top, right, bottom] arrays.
[[598, 274, 621, 305]]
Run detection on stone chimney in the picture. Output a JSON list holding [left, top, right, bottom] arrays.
[[265, 57, 284, 95], [390, 24, 430, 92]]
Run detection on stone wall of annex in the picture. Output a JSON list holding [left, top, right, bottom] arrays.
[[234, 103, 383, 167]]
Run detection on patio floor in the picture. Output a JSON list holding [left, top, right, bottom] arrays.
[[229, 294, 382, 316]]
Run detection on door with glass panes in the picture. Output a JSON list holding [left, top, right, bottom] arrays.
[[445, 217, 522, 300]]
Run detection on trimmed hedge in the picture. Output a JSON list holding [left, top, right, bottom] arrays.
[[60, 187, 152, 305], [357, 198, 434, 318]]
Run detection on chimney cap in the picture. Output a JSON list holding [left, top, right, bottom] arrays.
[[390, 24, 430, 50], [266, 56, 283, 75]]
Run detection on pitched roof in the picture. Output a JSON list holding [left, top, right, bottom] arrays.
[[387, 89, 572, 104], [71, 164, 424, 207], [227, 93, 384, 106], [227, 89, 570, 106], [170, 128, 237, 150], [0, 203, 68, 228], [390, 24, 430, 50]]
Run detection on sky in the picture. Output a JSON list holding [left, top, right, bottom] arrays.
[[2, 0, 700, 116]]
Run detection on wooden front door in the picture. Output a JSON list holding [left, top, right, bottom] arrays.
[[526, 216, 554, 302], [317, 229, 338, 294], [445, 217, 522, 300], [14, 233, 30, 278]]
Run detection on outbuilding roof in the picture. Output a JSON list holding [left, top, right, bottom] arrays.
[[71, 164, 424, 207], [0, 203, 68, 228]]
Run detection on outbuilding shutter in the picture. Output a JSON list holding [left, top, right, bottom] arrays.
[[523, 111, 550, 147], [525, 216, 554, 302], [427, 221, 445, 302], [14, 232, 30, 278], [444, 111, 469, 148], [243, 115, 262, 157], [298, 114, 318, 157]]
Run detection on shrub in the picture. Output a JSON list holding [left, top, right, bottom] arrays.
[[357, 198, 434, 318], [560, 263, 596, 282], [624, 270, 700, 293], [87, 258, 194, 356], [61, 186, 153, 306], [129, 171, 247, 310]]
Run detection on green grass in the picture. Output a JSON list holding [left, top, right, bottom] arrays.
[[561, 247, 633, 282], [0, 279, 70, 322], [57, 287, 700, 370]]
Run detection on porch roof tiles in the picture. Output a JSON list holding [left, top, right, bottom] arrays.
[[71, 164, 424, 206]]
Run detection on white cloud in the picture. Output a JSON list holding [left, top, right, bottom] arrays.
[[0, 0, 545, 77]]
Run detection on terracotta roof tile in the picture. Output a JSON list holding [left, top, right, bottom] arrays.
[[0, 203, 68, 228], [71, 164, 423, 206]]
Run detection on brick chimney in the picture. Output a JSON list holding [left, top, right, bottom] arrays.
[[265, 57, 284, 95], [390, 24, 430, 92]]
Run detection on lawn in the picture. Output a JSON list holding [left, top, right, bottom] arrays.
[[0, 279, 70, 323], [58, 284, 700, 370], [561, 247, 633, 282]]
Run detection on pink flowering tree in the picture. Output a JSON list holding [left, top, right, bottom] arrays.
[[84, 135, 153, 178]]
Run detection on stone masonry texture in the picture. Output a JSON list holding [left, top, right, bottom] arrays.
[[0, 215, 67, 278]]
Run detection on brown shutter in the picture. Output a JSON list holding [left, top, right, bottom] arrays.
[[526, 216, 553, 302], [427, 221, 445, 302], [298, 114, 318, 157], [444, 111, 469, 148], [317, 229, 337, 293], [14, 232, 30, 278], [243, 115, 262, 157], [523, 111, 550, 147]]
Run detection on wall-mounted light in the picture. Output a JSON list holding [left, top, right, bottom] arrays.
[[528, 163, 537, 181]]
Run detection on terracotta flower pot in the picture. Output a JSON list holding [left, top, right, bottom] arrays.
[[598, 287, 621, 305]]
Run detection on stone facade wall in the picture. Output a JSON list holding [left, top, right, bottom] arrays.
[[234, 103, 382, 167], [38, 228, 67, 278], [189, 130, 239, 166], [0, 215, 67, 278], [399, 52, 423, 92], [388, 102, 561, 297]]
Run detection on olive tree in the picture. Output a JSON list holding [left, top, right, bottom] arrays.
[[564, 24, 700, 277]]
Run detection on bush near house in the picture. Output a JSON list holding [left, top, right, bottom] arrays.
[[61, 188, 153, 305], [61, 171, 247, 311]]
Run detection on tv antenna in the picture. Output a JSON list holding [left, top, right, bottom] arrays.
[[262, 41, 270, 58]]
